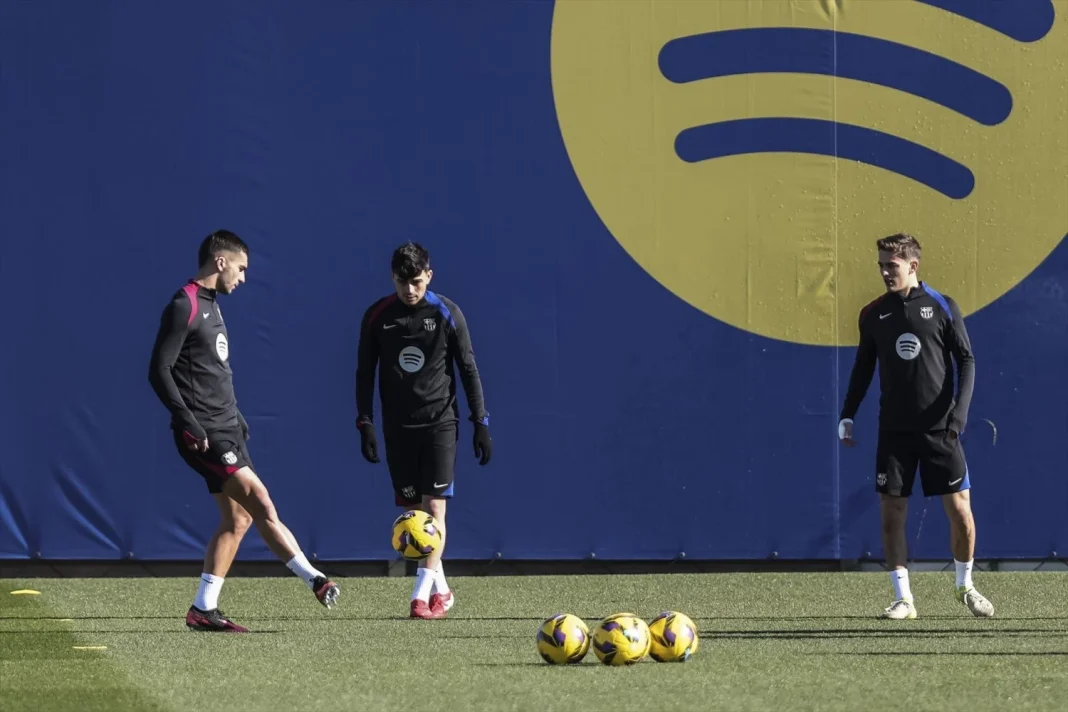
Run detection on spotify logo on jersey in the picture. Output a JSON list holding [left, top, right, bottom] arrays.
[[896, 333, 922, 361], [399, 346, 425, 373], [216, 333, 229, 362]]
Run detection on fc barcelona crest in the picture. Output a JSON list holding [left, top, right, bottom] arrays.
[[920, 306, 933, 319], [423, 317, 437, 331]]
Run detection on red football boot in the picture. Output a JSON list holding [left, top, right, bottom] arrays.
[[410, 598, 445, 619], [185, 606, 249, 633], [429, 591, 454, 614], [312, 576, 340, 609]]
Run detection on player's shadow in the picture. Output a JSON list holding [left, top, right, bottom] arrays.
[[472, 662, 601, 668], [438, 633, 531, 640], [702, 615, 1068, 621], [818, 651, 1068, 657], [0, 629, 281, 635], [241, 615, 548, 622], [0, 614, 542, 619], [0, 615, 189, 620], [698, 627, 1067, 641]]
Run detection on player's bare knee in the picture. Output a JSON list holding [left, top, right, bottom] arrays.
[[230, 486, 277, 525], [423, 496, 446, 523], [942, 491, 973, 521], [880, 516, 904, 537], [246, 493, 279, 524], [224, 468, 278, 523], [213, 493, 252, 535], [880, 494, 907, 512], [229, 509, 253, 535], [879, 496, 907, 529]]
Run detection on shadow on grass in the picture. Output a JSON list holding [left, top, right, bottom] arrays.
[[0, 629, 281, 636], [817, 651, 1068, 657], [698, 628, 1068, 641], [471, 662, 603, 668], [702, 615, 1068, 622], [5, 613, 1068, 622], [0, 615, 549, 622]]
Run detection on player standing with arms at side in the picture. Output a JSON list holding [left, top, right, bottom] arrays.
[[838, 233, 994, 620], [355, 242, 492, 620], [149, 230, 340, 632]]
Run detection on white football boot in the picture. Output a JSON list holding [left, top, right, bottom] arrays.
[[956, 586, 994, 617], [880, 598, 917, 620]]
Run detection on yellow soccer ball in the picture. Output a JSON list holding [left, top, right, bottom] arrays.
[[591, 613, 651, 665], [648, 611, 699, 662], [536, 613, 591, 665], [391, 510, 442, 561]]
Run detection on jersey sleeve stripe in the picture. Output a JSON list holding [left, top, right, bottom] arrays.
[[424, 291, 456, 327], [923, 283, 953, 322], [366, 294, 398, 329], [181, 282, 199, 327]]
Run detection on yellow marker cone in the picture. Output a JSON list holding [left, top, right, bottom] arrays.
[[10, 589, 41, 596]]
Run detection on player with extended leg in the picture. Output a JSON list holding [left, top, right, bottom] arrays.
[[149, 229, 340, 632], [355, 241, 492, 619], [838, 232, 994, 620]]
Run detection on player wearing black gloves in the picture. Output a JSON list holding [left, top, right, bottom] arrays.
[[354, 241, 492, 619]]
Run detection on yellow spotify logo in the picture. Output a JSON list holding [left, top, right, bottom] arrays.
[[551, 1, 1068, 346]]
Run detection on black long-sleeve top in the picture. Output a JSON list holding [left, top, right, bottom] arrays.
[[356, 291, 488, 431], [840, 282, 975, 434], [148, 281, 245, 439]]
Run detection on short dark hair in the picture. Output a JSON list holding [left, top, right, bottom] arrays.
[[876, 232, 921, 262], [198, 229, 248, 268], [391, 241, 430, 281]]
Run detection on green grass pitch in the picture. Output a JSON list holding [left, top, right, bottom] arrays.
[[2, 572, 1066, 711]]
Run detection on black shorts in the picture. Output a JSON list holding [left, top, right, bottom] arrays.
[[875, 429, 970, 498], [172, 427, 253, 494], [383, 422, 457, 507]]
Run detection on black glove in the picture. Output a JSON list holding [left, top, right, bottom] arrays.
[[357, 420, 379, 463], [473, 423, 492, 466]]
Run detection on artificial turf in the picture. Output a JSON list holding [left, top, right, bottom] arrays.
[[1, 572, 1066, 711]]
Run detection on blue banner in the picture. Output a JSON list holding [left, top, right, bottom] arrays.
[[1, 1, 1065, 561]]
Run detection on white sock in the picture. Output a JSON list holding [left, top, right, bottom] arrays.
[[285, 552, 325, 589], [412, 566, 435, 602], [954, 559, 973, 589], [431, 562, 450, 596], [194, 573, 224, 610], [890, 568, 912, 601]]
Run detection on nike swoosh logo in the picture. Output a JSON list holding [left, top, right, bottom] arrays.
[[433, 482, 448, 488], [383, 324, 397, 329], [948, 477, 963, 486], [879, 313, 891, 319]]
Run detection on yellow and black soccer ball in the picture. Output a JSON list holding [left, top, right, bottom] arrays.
[[390, 510, 442, 561], [591, 612, 651, 665], [648, 611, 699, 662], [536, 613, 590, 664]]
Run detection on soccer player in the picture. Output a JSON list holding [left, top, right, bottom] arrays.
[[355, 241, 492, 620], [838, 233, 993, 620], [148, 229, 340, 632]]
